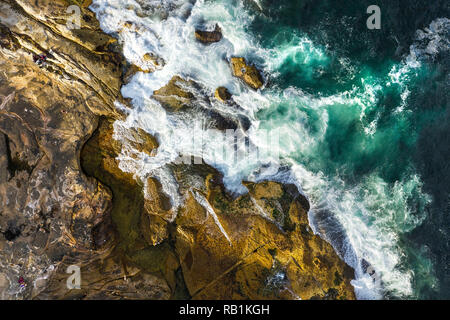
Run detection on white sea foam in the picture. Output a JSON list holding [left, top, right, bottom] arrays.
[[388, 17, 449, 113], [192, 190, 232, 244]]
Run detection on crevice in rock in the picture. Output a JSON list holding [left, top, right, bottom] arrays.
[[4, 134, 32, 179], [2, 222, 22, 241], [3, 228, 20, 241]]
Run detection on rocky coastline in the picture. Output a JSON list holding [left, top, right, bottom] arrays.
[[0, 0, 355, 300]]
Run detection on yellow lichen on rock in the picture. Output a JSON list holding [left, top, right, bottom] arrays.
[[214, 86, 232, 103], [153, 76, 195, 111], [230, 57, 264, 90]]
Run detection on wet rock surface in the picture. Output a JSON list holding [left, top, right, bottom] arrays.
[[152, 75, 246, 132], [195, 24, 223, 44], [230, 57, 264, 90], [0, 0, 122, 299], [153, 76, 195, 112], [170, 164, 355, 300], [215, 86, 232, 103]]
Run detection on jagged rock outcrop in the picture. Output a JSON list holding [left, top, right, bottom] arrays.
[[215, 86, 232, 103], [79, 118, 186, 299], [152, 75, 247, 132], [195, 24, 222, 44], [153, 76, 195, 112], [231, 57, 264, 90]]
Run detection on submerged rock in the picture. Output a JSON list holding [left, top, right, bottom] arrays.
[[230, 57, 264, 90], [195, 24, 223, 44], [153, 76, 195, 111], [142, 52, 165, 72], [215, 86, 232, 103], [141, 213, 170, 247]]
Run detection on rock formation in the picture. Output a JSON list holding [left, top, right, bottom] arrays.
[[230, 57, 264, 90], [153, 76, 195, 112], [171, 164, 355, 299], [215, 86, 232, 103], [195, 24, 223, 44]]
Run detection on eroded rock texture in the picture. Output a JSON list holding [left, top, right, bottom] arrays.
[[0, 0, 122, 299]]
